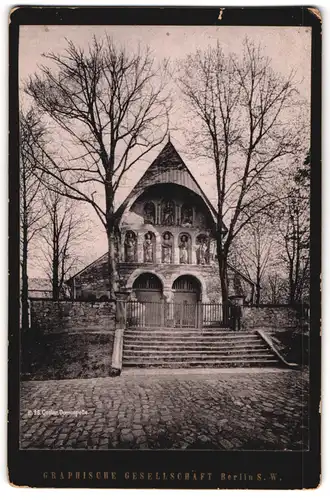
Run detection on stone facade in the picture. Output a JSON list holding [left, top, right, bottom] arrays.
[[68, 141, 254, 304]]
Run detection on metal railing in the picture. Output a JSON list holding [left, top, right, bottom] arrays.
[[202, 302, 223, 327], [126, 301, 228, 329]]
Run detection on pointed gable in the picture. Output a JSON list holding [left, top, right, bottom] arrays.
[[116, 140, 218, 221]]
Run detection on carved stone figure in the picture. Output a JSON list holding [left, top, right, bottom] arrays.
[[162, 232, 173, 264], [196, 212, 206, 227], [198, 239, 208, 265], [143, 232, 154, 263], [209, 239, 216, 262], [144, 202, 155, 224], [125, 231, 136, 262], [162, 201, 175, 226], [181, 205, 193, 227], [179, 235, 189, 264]]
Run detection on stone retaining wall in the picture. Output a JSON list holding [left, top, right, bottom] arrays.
[[30, 299, 116, 335], [242, 305, 302, 330], [22, 299, 116, 380]]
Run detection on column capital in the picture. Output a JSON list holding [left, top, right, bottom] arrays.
[[163, 288, 174, 302], [191, 243, 197, 264]]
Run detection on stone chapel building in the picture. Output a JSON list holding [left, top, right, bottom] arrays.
[[67, 140, 254, 325]]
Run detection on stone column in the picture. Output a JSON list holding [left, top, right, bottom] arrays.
[[177, 204, 181, 226], [110, 291, 129, 376], [191, 236, 197, 264], [136, 233, 144, 263], [174, 236, 180, 264], [157, 203, 161, 225], [197, 301, 203, 329], [155, 234, 162, 263], [163, 289, 174, 327], [120, 239, 125, 263], [163, 289, 174, 302]]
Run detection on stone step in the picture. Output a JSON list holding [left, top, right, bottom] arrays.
[[123, 345, 267, 353], [125, 328, 230, 333], [126, 328, 235, 334], [124, 333, 258, 341], [123, 339, 261, 347], [123, 352, 275, 360], [124, 337, 263, 345], [121, 328, 280, 368], [123, 349, 272, 358]]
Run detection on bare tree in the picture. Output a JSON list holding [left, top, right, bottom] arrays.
[[263, 270, 289, 304], [25, 36, 171, 298], [38, 189, 89, 299], [179, 39, 306, 306], [278, 151, 310, 304], [20, 108, 46, 331], [230, 215, 275, 305]]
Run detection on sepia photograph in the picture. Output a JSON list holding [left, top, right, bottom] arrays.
[[17, 22, 312, 455]]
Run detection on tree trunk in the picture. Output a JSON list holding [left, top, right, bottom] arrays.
[[294, 240, 301, 303], [105, 175, 119, 300], [52, 256, 59, 300], [107, 227, 119, 300], [52, 226, 60, 300], [21, 222, 29, 333], [216, 234, 229, 322], [256, 264, 261, 306], [219, 257, 229, 325], [256, 284, 261, 306], [215, 175, 229, 320], [289, 259, 295, 305]]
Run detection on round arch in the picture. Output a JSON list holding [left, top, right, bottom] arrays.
[[169, 271, 209, 303], [126, 268, 166, 291], [130, 271, 163, 304], [172, 274, 201, 292], [133, 272, 163, 291]]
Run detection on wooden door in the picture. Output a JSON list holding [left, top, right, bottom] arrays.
[[173, 292, 198, 328]]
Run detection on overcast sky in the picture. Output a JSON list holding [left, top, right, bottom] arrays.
[[19, 25, 311, 277]]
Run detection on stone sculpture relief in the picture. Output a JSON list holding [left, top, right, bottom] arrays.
[[143, 202, 155, 224], [162, 200, 175, 226], [162, 232, 173, 264], [209, 239, 216, 262], [125, 231, 136, 262], [197, 235, 208, 265], [179, 234, 189, 264], [143, 232, 154, 263], [181, 204, 193, 227]]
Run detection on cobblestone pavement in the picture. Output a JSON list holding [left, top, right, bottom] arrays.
[[20, 368, 309, 450]]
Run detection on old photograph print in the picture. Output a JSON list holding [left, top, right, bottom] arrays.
[[19, 24, 311, 453]]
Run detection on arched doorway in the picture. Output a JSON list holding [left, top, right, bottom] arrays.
[[132, 272, 163, 302], [131, 273, 163, 327], [172, 275, 201, 328]]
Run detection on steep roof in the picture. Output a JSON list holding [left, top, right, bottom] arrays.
[[28, 277, 51, 291], [68, 140, 236, 283], [115, 140, 221, 225]]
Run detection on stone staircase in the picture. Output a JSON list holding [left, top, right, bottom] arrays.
[[122, 328, 283, 368]]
